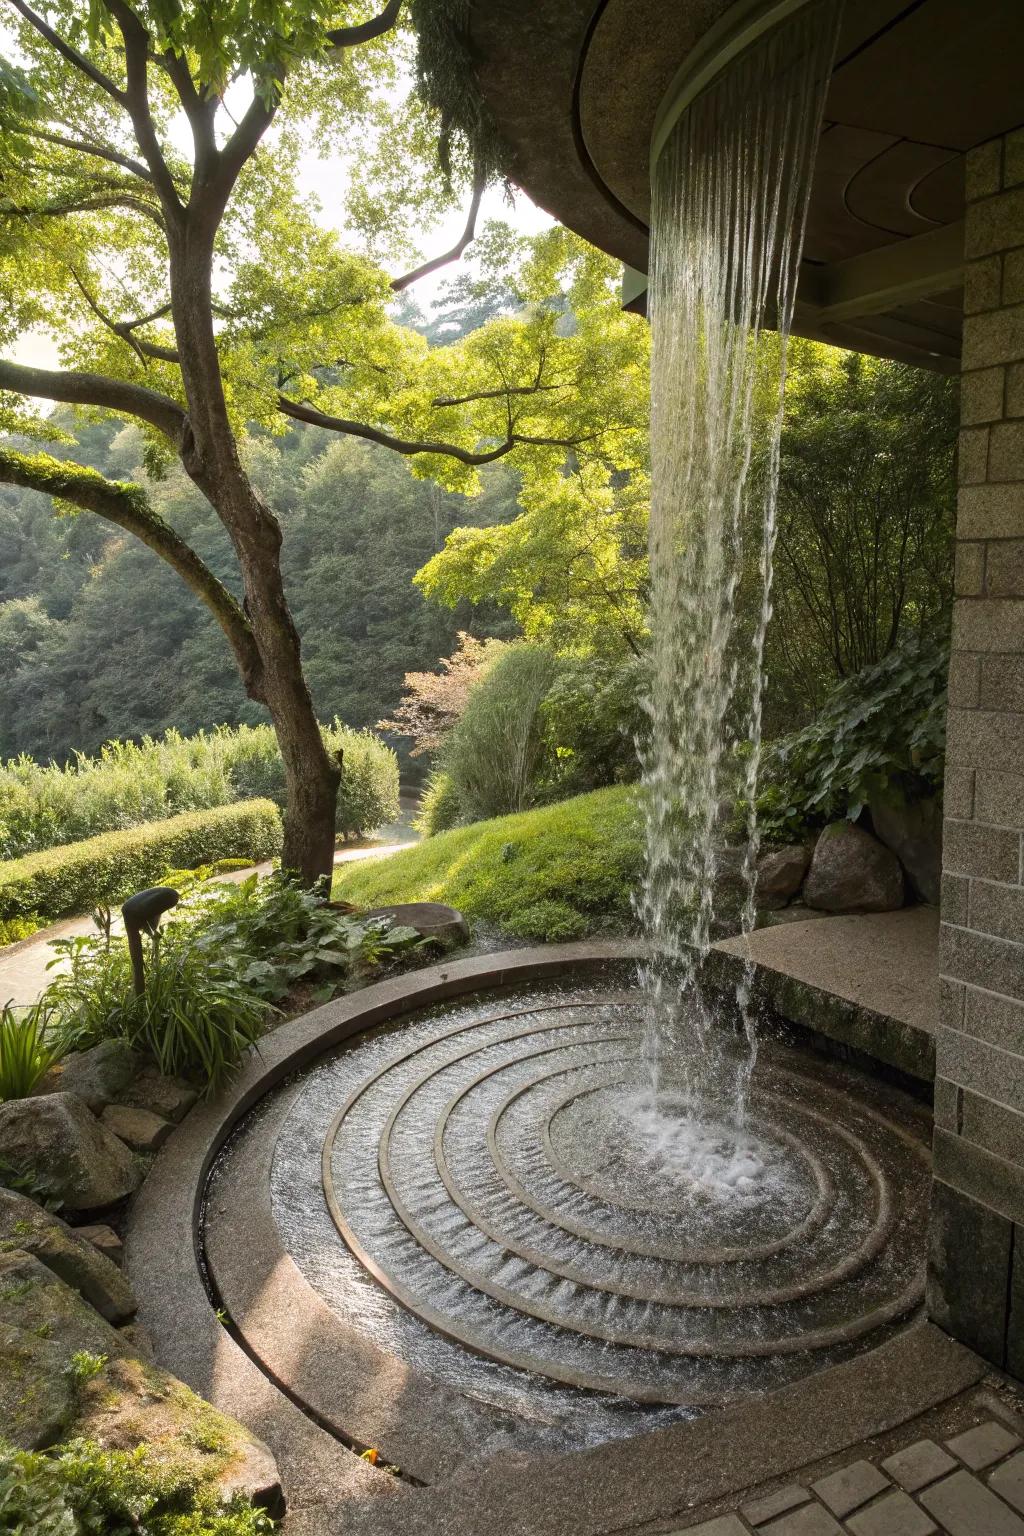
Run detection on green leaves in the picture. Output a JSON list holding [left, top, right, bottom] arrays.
[[757, 637, 949, 841], [173, 869, 424, 1005], [0, 999, 65, 1102], [0, 1434, 275, 1536]]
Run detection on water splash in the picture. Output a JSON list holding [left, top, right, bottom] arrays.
[[637, 1, 841, 1122]]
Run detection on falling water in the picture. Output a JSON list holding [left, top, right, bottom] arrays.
[[637, 1, 841, 1127]]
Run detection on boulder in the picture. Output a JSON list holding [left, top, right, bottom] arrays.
[[714, 845, 748, 893], [0, 1186, 135, 1323], [36, 1040, 145, 1114], [0, 1093, 143, 1211], [75, 1356, 285, 1516], [118, 1321, 156, 1359], [114, 1066, 197, 1124], [803, 822, 905, 913], [0, 1248, 123, 1448], [0, 1251, 283, 1513], [364, 901, 470, 947], [869, 792, 942, 905], [101, 1104, 173, 1154], [755, 845, 812, 909], [75, 1223, 124, 1266]]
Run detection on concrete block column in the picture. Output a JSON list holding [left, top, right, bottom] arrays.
[[929, 127, 1024, 1378]]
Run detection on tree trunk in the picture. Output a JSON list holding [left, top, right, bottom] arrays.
[[166, 219, 341, 883], [262, 661, 341, 883]]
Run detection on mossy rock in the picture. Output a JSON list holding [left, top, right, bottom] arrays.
[[0, 1250, 282, 1511], [0, 1093, 143, 1212], [0, 1249, 123, 1449], [0, 1186, 136, 1323]]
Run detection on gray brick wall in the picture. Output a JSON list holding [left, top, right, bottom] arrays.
[[929, 127, 1024, 1378]]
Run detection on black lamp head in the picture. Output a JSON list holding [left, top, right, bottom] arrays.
[[121, 886, 180, 934]]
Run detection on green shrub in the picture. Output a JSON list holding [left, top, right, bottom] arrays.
[[540, 654, 646, 796], [43, 873, 424, 1088], [756, 638, 949, 840], [0, 914, 41, 948], [415, 771, 463, 836], [0, 1001, 64, 1101], [0, 800, 282, 923], [0, 721, 398, 859], [442, 645, 556, 821], [330, 723, 400, 839], [0, 1436, 273, 1536], [171, 872, 424, 1004], [335, 785, 641, 941], [194, 720, 398, 840]]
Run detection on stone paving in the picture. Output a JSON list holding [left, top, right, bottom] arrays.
[[713, 908, 939, 1037], [681, 1419, 1024, 1535]]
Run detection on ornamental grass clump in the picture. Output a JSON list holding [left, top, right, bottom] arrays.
[[41, 873, 423, 1093], [43, 931, 269, 1096], [0, 1000, 65, 1102]]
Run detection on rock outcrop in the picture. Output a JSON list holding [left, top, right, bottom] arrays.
[[100, 1104, 174, 1153], [0, 1247, 282, 1513], [0, 1185, 136, 1323], [36, 1040, 145, 1115], [756, 845, 812, 909], [869, 792, 942, 906]]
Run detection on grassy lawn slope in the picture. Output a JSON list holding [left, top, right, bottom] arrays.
[[333, 785, 641, 942]]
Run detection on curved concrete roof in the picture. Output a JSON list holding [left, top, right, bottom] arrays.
[[468, 0, 1024, 369]]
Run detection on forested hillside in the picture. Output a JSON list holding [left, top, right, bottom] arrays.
[[0, 410, 517, 766]]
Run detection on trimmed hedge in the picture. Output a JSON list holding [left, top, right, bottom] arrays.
[[0, 800, 282, 922], [334, 785, 641, 941], [0, 721, 398, 860]]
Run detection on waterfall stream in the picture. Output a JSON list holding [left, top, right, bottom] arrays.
[[637, 1, 842, 1127]]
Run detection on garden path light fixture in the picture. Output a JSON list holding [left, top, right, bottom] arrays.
[[122, 886, 180, 997]]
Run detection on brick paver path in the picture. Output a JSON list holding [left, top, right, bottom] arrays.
[[681, 1420, 1024, 1536]]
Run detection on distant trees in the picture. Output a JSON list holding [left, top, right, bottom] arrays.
[[0, 418, 517, 762], [417, 340, 958, 737]]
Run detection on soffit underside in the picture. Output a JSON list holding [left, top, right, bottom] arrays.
[[469, 0, 1024, 370]]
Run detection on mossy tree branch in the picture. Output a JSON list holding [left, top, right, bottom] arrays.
[[0, 360, 188, 445], [0, 448, 263, 698]]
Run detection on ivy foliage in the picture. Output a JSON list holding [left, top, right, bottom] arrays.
[[407, 0, 508, 183], [756, 638, 949, 841]]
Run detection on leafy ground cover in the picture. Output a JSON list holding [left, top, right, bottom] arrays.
[[0, 1432, 272, 1536], [756, 638, 948, 840], [333, 785, 642, 942]]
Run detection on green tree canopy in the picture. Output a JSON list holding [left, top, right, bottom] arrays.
[[0, 0, 648, 876]]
